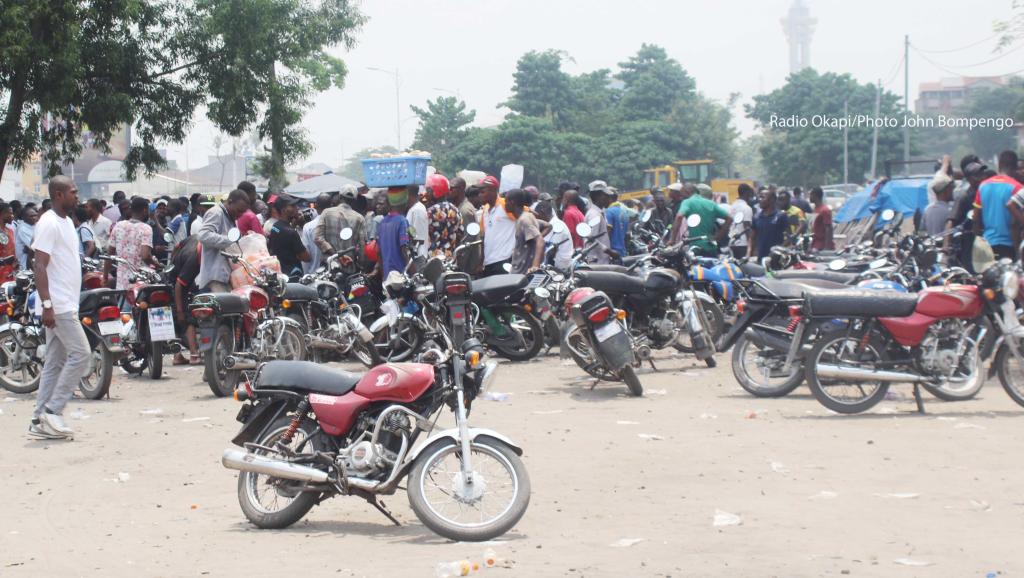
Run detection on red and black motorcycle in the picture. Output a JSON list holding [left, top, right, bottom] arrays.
[[104, 255, 178, 379], [220, 330, 530, 542]]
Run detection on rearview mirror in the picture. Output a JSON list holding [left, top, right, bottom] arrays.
[[640, 209, 652, 224], [502, 262, 512, 273], [340, 227, 353, 241], [576, 222, 593, 238], [881, 208, 895, 222], [732, 212, 743, 224], [227, 228, 241, 243], [465, 222, 481, 236], [686, 214, 701, 228], [163, 232, 174, 244], [828, 258, 847, 271]]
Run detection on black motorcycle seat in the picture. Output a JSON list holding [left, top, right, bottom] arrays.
[[79, 288, 118, 314], [471, 274, 528, 305], [753, 278, 849, 300], [196, 292, 249, 315], [622, 255, 645, 266], [740, 262, 766, 277], [578, 263, 634, 275], [773, 270, 858, 284], [283, 283, 319, 302], [575, 270, 646, 296], [805, 289, 918, 318], [257, 360, 362, 396]]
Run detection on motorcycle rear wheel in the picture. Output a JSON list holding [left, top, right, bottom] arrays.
[[489, 308, 543, 362], [237, 416, 322, 529], [372, 317, 422, 362], [206, 324, 239, 398], [565, 326, 622, 382], [79, 346, 113, 400], [805, 334, 889, 414], [673, 300, 724, 354], [407, 438, 530, 542], [621, 365, 643, 396], [147, 341, 163, 380], [731, 333, 803, 398]]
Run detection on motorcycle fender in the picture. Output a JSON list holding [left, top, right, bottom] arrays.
[[231, 399, 290, 447], [0, 322, 13, 335], [197, 325, 217, 352], [407, 428, 524, 464], [678, 289, 716, 307]]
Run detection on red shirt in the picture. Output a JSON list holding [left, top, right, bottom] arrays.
[[237, 210, 264, 236], [811, 204, 834, 251], [0, 225, 14, 283], [562, 205, 585, 248]]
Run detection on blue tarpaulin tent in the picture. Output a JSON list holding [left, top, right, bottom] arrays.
[[834, 178, 931, 224]]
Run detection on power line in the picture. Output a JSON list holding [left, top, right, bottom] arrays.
[[910, 41, 1024, 70], [882, 54, 905, 88], [911, 33, 999, 54], [912, 45, 1024, 78]]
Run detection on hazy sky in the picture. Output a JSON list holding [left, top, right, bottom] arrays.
[[163, 0, 1018, 171]]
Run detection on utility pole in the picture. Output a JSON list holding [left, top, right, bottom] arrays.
[[367, 67, 402, 150], [903, 34, 910, 175], [870, 79, 881, 179], [843, 99, 849, 186]]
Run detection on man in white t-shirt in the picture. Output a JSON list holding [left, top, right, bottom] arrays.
[[534, 199, 572, 271], [85, 199, 112, 250], [406, 186, 429, 258], [479, 176, 516, 275], [729, 183, 755, 259], [29, 176, 90, 440]]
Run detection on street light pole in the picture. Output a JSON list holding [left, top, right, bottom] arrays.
[[368, 66, 402, 150]]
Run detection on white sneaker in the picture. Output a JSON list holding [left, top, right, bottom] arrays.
[[28, 420, 66, 440], [40, 411, 74, 438]]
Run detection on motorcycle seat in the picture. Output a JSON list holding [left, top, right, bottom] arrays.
[[621, 255, 646, 266], [805, 289, 918, 318], [283, 283, 319, 302], [753, 279, 849, 300], [739, 262, 766, 277], [772, 270, 858, 284], [79, 288, 119, 314], [257, 360, 362, 396], [574, 270, 646, 296], [577, 263, 633, 274], [471, 274, 528, 305], [196, 292, 249, 315]]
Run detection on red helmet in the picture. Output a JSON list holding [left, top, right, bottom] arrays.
[[427, 173, 450, 200], [364, 239, 379, 263]]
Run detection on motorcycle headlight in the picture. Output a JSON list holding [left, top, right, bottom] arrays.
[[534, 287, 550, 300], [1002, 270, 1019, 299]]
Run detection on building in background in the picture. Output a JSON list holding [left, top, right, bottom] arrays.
[[915, 76, 1005, 115], [781, 0, 816, 75]]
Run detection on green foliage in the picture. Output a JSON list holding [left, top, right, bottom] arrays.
[[746, 69, 905, 185], [434, 44, 735, 191], [410, 97, 476, 174], [338, 145, 399, 181], [0, 0, 201, 180]]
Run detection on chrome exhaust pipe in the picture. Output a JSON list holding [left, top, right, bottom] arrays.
[[221, 448, 328, 483], [223, 356, 257, 370], [815, 363, 925, 383]]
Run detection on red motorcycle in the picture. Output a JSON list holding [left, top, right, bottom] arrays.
[[220, 334, 530, 542], [798, 257, 1024, 414]]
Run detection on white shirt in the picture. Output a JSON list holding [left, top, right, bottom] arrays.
[[88, 214, 112, 249], [190, 218, 203, 237], [301, 216, 322, 274], [406, 201, 429, 258], [545, 215, 573, 270], [483, 201, 515, 265], [31, 210, 82, 314], [730, 199, 753, 247]]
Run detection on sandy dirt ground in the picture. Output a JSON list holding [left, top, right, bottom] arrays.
[[1, 349, 1021, 577]]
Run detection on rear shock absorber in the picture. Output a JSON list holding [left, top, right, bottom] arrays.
[[281, 398, 311, 444]]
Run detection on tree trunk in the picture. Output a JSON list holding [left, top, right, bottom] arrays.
[[0, 69, 29, 185], [267, 62, 286, 194]]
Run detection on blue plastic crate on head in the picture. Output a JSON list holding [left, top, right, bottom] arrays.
[[360, 155, 431, 188]]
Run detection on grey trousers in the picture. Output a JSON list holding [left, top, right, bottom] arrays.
[[35, 312, 91, 417]]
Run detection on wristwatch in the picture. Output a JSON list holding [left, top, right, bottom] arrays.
[[42, 299, 52, 310]]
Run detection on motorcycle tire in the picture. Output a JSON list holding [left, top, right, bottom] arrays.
[[621, 365, 643, 396], [407, 438, 531, 542], [731, 334, 803, 398], [0, 328, 42, 394], [79, 345, 113, 400], [994, 342, 1024, 408], [351, 335, 383, 368], [921, 349, 985, 402], [372, 316, 423, 363], [277, 325, 307, 362], [564, 326, 622, 382], [674, 299, 725, 354], [147, 341, 163, 380], [489, 308, 543, 362], [206, 324, 239, 398], [543, 316, 561, 350], [237, 415, 322, 529], [804, 333, 889, 414]]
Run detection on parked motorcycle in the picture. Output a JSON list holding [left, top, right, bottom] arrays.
[[191, 228, 306, 397], [221, 328, 530, 541], [563, 287, 643, 395], [107, 254, 179, 379]]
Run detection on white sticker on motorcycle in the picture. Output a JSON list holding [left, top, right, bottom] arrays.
[[374, 371, 394, 387]]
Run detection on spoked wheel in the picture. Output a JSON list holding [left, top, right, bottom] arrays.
[[351, 337, 382, 368], [275, 325, 306, 362], [565, 326, 621, 382], [995, 340, 1024, 408], [805, 334, 889, 414], [922, 348, 984, 402], [79, 346, 114, 400], [372, 317, 422, 362], [408, 438, 531, 542], [731, 333, 803, 398], [0, 328, 42, 393], [237, 416, 322, 529], [674, 299, 724, 354], [488, 308, 543, 362]]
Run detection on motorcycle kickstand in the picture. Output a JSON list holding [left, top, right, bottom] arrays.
[[366, 496, 401, 526], [647, 359, 657, 372], [912, 384, 925, 414]]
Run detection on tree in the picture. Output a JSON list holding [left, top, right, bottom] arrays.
[[181, 0, 365, 192], [0, 1, 200, 182], [410, 96, 476, 174], [338, 145, 398, 181], [746, 69, 904, 185], [615, 44, 696, 121], [503, 50, 576, 129]]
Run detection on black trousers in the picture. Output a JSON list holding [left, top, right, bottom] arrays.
[[481, 260, 511, 277]]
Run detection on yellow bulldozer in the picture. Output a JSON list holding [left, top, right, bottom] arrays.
[[619, 159, 754, 203]]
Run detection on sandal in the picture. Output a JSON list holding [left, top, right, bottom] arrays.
[[189, 354, 203, 365], [172, 354, 189, 366]]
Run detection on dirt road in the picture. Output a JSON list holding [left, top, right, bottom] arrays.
[[0, 351, 1020, 577]]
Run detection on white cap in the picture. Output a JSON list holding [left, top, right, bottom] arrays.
[[930, 170, 954, 195], [666, 182, 684, 192]]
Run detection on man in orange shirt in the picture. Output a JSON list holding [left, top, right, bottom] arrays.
[[0, 201, 16, 283]]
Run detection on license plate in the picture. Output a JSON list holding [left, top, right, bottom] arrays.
[[148, 306, 177, 342], [98, 320, 123, 336], [594, 321, 623, 342]]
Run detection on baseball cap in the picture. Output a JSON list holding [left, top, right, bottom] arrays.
[[480, 175, 499, 189], [199, 194, 217, 207], [588, 180, 609, 193], [930, 171, 954, 194], [339, 184, 359, 199], [666, 182, 683, 193], [964, 161, 988, 177]]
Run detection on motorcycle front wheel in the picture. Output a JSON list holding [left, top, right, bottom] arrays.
[[673, 299, 724, 354], [237, 416, 322, 529], [488, 308, 543, 362], [372, 317, 423, 362], [994, 341, 1024, 407], [0, 328, 41, 393], [407, 438, 531, 542]]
